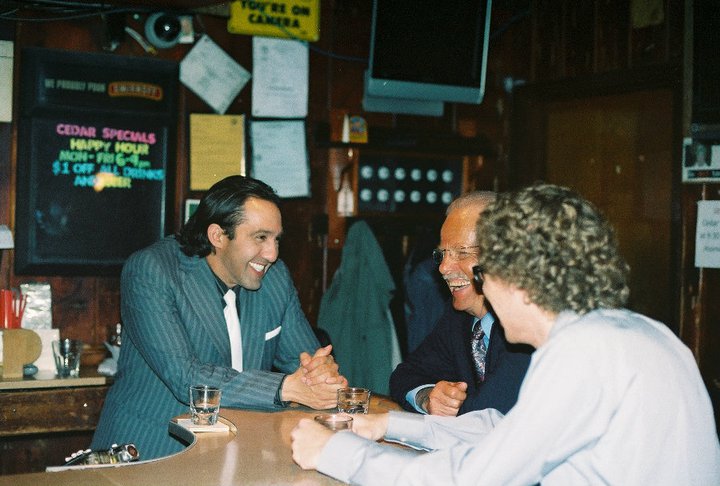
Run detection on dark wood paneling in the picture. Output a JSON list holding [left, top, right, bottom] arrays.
[[2, 386, 108, 436], [0, 432, 94, 475], [564, 0, 595, 78], [0, 123, 11, 290], [511, 87, 677, 328], [679, 184, 720, 428], [0, 384, 110, 474], [595, 0, 629, 72]]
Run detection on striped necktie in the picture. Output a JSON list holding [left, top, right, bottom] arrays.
[[471, 323, 487, 382], [223, 289, 243, 372]]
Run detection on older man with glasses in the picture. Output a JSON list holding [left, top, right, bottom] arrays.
[[389, 191, 532, 416]]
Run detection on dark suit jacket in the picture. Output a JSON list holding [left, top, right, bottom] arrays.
[[91, 237, 320, 459], [390, 303, 533, 415]]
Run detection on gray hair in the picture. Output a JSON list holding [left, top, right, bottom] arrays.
[[447, 190, 497, 215]]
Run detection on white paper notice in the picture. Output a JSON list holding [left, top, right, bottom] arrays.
[[712, 145, 720, 167], [250, 120, 310, 198], [0, 40, 13, 122], [695, 200, 720, 268], [251, 37, 308, 118], [180, 35, 251, 114]]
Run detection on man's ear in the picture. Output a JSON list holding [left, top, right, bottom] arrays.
[[207, 223, 226, 249]]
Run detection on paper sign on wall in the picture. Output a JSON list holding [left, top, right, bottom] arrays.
[[695, 200, 720, 268], [250, 120, 309, 198], [189, 114, 245, 190], [683, 137, 720, 183], [228, 0, 320, 42], [0, 41, 12, 122], [251, 37, 308, 118], [180, 35, 251, 114]]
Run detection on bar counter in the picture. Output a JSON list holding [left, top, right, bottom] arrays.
[[0, 395, 401, 485], [1, 368, 110, 438]]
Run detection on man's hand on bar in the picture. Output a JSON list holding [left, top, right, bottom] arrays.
[[290, 418, 334, 470]]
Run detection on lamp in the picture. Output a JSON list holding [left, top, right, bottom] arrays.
[[0, 224, 12, 249]]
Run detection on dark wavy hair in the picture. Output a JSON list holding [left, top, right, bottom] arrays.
[[476, 183, 630, 315], [177, 175, 280, 257]]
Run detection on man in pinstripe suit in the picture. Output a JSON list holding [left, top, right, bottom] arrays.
[[91, 175, 346, 460]]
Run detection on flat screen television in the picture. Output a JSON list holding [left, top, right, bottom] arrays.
[[366, 0, 492, 105], [693, 0, 720, 124]]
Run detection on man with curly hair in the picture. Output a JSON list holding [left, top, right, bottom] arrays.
[[291, 183, 720, 485]]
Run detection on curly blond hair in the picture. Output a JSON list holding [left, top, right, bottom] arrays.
[[476, 184, 630, 315]]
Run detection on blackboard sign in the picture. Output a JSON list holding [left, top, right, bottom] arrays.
[[15, 48, 178, 275]]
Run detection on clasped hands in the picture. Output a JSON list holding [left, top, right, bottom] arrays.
[[281, 344, 348, 409]]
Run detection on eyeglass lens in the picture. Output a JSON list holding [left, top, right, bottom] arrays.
[[432, 246, 479, 265]]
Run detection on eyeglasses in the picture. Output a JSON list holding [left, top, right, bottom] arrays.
[[431, 246, 479, 265], [472, 265, 484, 288]]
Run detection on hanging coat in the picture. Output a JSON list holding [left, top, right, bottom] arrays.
[[318, 220, 400, 395]]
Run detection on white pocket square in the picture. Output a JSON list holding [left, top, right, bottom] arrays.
[[264, 326, 281, 340]]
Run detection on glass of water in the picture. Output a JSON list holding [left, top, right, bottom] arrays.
[[314, 413, 353, 431], [189, 385, 222, 425], [337, 387, 371, 414], [52, 339, 83, 378]]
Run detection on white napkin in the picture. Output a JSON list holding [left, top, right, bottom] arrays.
[[97, 342, 121, 376]]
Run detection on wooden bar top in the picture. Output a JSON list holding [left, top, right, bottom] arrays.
[[0, 395, 401, 485]]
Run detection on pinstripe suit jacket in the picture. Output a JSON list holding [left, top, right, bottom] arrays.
[[91, 237, 320, 459]]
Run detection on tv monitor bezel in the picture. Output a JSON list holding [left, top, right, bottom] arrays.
[[366, 0, 492, 105]]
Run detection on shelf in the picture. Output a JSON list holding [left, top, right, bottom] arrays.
[[314, 123, 494, 157], [0, 368, 109, 390]]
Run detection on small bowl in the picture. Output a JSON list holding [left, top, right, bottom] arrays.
[[81, 343, 109, 367]]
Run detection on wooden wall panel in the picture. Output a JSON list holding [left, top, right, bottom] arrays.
[[0, 124, 11, 290], [595, 0, 629, 72], [564, 0, 595, 78], [679, 184, 720, 424], [543, 90, 674, 327], [531, 0, 565, 81]]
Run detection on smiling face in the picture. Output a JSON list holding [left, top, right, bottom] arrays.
[[438, 205, 487, 318], [206, 197, 282, 290]]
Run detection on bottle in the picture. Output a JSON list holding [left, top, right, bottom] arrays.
[[109, 322, 122, 347], [337, 176, 354, 217]]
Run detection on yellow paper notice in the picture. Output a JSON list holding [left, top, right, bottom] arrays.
[[227, 0, 320, 42], [190, 114, 245, 191]]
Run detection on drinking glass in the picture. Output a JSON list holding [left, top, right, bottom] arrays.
[[337, 387, 371, 414], [52, 339, 83, 378], [189, 385, 222, 425]]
